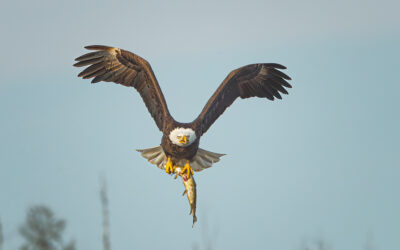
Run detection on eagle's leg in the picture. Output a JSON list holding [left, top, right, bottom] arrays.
[[181, 160, 194, 179], [165, 156, 175, 174]]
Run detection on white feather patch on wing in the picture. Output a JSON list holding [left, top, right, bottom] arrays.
[[136, 146, 225, 172]]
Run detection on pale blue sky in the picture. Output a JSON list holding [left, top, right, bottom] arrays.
[[0, 0, 399, 249]]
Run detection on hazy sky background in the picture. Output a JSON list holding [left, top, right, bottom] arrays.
[[1, 0, 399, 249]]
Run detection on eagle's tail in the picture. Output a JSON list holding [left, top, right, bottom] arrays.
[[136, 146, 166, 169], [136, 146, 225, 172]]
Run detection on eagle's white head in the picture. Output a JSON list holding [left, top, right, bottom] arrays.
[[169, 127, 197, 147]]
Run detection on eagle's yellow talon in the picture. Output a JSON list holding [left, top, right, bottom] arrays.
[[165, 157, 174, 174], [165, 164, 174, 174], [182, 160, 193, 178]]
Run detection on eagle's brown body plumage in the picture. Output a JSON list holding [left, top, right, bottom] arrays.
[[162, 121, 201, 160]]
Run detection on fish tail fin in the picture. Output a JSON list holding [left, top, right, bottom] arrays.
[[192, 215, 197, 228]]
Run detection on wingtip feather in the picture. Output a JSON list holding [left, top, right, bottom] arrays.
[[84, 45, 113, 51], [271, 63, 287, 69], [91, 76, 102, 83]]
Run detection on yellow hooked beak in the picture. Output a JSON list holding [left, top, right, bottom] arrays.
[[179, 135, 188, 144]]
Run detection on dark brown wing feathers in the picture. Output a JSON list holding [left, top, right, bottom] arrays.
[[75, 47, 292, 135], [74, 45, 171, 131], [195, 63, 292, 135]]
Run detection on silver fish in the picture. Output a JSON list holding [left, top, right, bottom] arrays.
[[175, 167, 197, 226]]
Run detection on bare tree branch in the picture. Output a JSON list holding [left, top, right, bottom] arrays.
[[100, 176, 111, 250], [0, 218, 3, 250]]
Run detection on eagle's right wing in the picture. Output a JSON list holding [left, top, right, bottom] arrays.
[[74, 45, 171, 132], [194, 64, 292, 135]]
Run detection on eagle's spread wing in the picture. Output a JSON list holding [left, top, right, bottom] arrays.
[[195, 63, 292, 135], [74, 45, 171, 131]]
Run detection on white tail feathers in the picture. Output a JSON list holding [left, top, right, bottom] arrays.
[[136, 146, 225, 172]]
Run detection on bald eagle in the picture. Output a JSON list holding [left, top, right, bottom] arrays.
[[74, 45, 292, 177]]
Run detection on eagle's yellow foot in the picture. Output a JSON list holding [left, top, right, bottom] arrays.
[[165, 157, 175, 174], [181, 160, 194, 179]]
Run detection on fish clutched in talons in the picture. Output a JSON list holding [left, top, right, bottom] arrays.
[[174, 166, 197, 227], [137, 146, 225, 226]]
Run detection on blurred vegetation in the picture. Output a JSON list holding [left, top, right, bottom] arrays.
[[0, 218, 3, 250], [300, 235, 376, 250], [100, 177, 111, 250], [0, 179, 378, 250], [301, 238, 333, 250], [19, 206, 75, 250]]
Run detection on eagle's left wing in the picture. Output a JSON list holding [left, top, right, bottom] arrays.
[[194, 63, 292, 135], [74, 45, 171, 132]]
